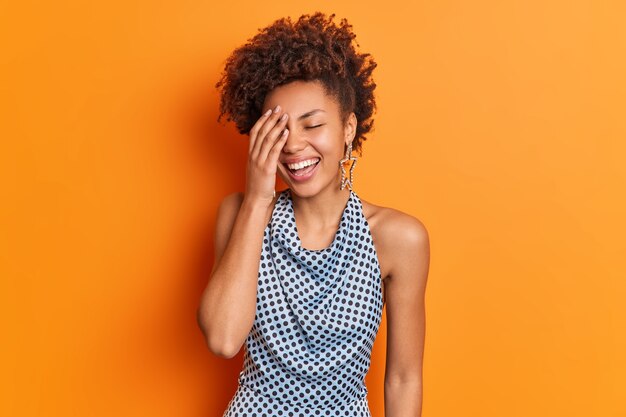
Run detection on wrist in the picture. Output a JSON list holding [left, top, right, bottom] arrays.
[[241, 194, 274, 213]]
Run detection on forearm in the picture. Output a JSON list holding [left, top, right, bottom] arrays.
[[197, 198, 270, 357], [384, 379, 423, 417]]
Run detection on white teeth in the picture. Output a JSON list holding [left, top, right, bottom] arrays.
[[286, 158, 319, 170]]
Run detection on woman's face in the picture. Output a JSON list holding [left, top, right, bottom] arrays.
[[262, 80, 356, 196]]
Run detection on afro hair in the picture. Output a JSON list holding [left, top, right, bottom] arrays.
[[215, 12, 377, 156]]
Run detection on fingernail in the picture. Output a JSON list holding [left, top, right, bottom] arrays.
[[264, 109, 272, 116], [280, 113, 288, 121], [274, 105, 281, 113]]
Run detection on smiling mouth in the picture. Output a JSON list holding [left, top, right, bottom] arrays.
[[283, 159, 321, 176]]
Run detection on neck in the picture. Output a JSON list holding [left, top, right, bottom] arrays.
[[289, 185, 351, 230]]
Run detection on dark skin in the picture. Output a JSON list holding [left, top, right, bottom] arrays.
[[198, 79, 429, 417]]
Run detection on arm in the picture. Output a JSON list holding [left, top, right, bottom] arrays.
[[197, 105, 289, 359], [382, 213, 430, 417], [196, 192, 271, 358]]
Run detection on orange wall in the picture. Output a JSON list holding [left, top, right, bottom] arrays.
[[1, 1, 625, 416]]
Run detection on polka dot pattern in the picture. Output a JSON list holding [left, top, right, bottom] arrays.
[[222, 188, 384, 416]]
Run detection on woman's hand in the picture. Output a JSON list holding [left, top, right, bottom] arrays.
[[244, 105, 289, 207]]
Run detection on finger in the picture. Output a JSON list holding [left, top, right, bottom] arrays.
[[252, 105, 284, 160], [267, 128, 289, 165], [258, 112, 289, 163], [249, 108, 273, 154]]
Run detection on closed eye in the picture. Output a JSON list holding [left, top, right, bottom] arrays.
[[305, 124, 324, 129]]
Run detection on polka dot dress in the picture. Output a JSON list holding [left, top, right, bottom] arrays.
[[222, 188, 384, 416]]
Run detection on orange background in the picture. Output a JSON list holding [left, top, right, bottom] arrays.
[[1, 1, 625, 416]]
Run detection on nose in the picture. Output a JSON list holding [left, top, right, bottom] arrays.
[[280, 121, 306, 154]]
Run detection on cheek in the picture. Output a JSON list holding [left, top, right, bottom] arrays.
[[307, 131, 343, 159]]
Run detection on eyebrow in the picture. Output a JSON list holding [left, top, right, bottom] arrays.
[[297, 109, 326, 120]]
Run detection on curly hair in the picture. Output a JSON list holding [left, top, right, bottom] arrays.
[[215, 12, 377, 156]]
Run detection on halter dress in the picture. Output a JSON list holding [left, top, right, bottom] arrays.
[[222, 188, 384, 417]]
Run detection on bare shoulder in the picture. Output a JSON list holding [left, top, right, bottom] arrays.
[[217, 191, 244, 224], [218, 191, 245, 213], [211, 191, 280, 275], [360, 197, 430, 281]]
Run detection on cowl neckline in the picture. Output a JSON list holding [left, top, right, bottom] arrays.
[[282, 188, 356, 253], [270, 188, 360, 282]]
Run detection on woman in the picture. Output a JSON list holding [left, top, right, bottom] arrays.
[[197, 12, 430, 417]]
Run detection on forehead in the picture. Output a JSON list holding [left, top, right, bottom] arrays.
[[262, 80, 339, 115]]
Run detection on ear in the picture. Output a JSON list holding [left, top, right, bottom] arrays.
[[344, 112, 357, 148]]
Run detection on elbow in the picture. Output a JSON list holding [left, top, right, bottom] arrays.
[[197, 308, 241, 358], [207, 338, 240, 359]]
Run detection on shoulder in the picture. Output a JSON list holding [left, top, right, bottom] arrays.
[[218, 191, 245, 211], [211, 191, 277, 275], [360, 196, 429, 251], [215, 191, 278, 231], [214, 192, 245, 237], [360, 196, 430, 279]]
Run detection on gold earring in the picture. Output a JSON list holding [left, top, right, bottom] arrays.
[[339, 141, 357, 190]]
